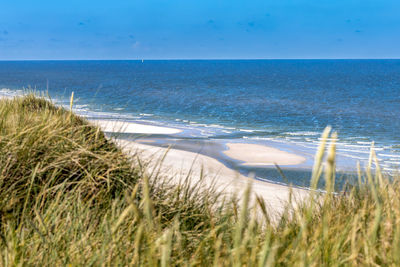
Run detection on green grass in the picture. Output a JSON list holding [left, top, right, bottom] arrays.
[[0, 94, 399, 266]]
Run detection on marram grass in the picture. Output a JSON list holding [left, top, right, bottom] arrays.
[[0, 94, 399, 266]]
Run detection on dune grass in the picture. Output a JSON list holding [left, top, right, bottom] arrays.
[[0, 94, 399, 266]]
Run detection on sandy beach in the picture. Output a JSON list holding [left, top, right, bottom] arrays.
[[92, 119, 310, 215]]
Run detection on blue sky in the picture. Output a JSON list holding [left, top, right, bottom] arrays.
[[0, 0, 399, 59]]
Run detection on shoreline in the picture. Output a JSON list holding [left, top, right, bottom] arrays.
[[94, 117, 370, 192], [92, 117, 374, 175], [92, 118, 320, 187]]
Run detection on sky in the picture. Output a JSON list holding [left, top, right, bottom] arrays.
[[0, 0, 399, 60]]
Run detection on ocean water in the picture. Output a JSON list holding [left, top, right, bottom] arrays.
[[1, 60, 400, 178]]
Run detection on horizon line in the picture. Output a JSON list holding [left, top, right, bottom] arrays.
[[1, 58, 400, 61]]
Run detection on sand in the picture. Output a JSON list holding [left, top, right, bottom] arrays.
[[116, 140, 309, 216], [224, 143, 306, 166], [90, 119, 182, 135]]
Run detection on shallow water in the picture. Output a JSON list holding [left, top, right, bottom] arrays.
[[1, 60, 400, 185]]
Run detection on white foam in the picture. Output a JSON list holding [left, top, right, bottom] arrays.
[[0, 88, 24, 98], [284, 131, 320, 136], [339, 153, 367, 161], [378, 153, 400, 158], [336, 148, 370, 154], [74, 109, 140, 120], [357, 141, 373, 145]]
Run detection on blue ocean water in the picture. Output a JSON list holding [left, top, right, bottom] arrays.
[[1, 60, 400, 173]]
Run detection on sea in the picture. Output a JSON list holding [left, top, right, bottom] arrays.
[[1, 60, 400, 188]]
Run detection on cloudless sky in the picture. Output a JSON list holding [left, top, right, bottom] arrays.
[[0, 0, 399, 60]]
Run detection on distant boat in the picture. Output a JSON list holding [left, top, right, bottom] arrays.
[[141, 59, 144, 63]]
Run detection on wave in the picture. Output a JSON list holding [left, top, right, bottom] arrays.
[[284, 131, 320, 136], [239, 129, 255, 133], [0, 88, 24, 98]]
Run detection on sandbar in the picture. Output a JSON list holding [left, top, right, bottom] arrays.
[[223, 143, 306, 166], [90, 120, 182, 135]]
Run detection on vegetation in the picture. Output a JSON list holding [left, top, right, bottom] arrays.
[[0, 94, 399, 266]]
